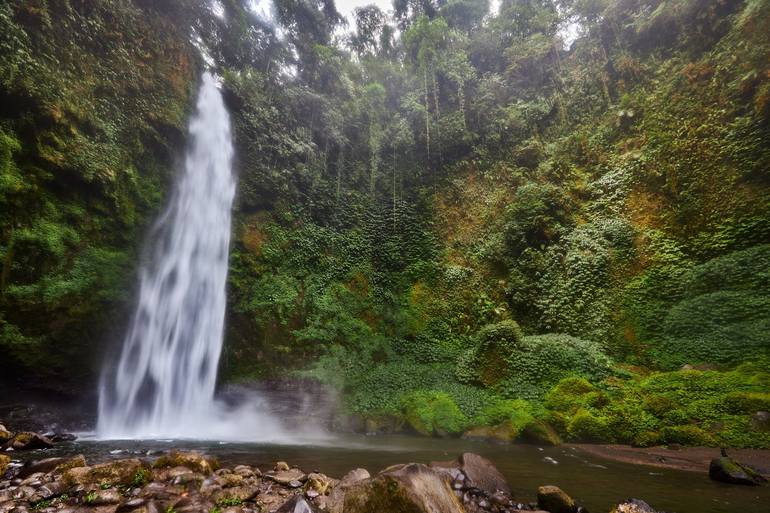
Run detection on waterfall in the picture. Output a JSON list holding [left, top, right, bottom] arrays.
[[97, 72, 237, 438]]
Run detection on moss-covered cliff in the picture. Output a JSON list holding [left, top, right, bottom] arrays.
[[1, 0, 768, 447]]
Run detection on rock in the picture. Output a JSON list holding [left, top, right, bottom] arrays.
[[0, 425, 11, 444], [86, 489, 122, 505], [116, 497, 146, 512], [274, 461, 290, 471], [609, 499, 660, 513], [276, 495, 320, 513], [341, 463, 464, 513], [327, 468, 370, 513], [2, 432, 53, 451], [17, 455, 86, 479], [153, 451, 219, 474], [709, 456, 767, 485], [751, 411, 770, 432], [211, 485, 260, 503], [216, 472, 243, 488], [0, 454, 10, 476], [63, 458, 149, 488], [537, 485, 576, 513], [266, 468, 306, 486], [304, 472, 334, 496], [458, 453, 511, 495], [42, 432, 77, 443]]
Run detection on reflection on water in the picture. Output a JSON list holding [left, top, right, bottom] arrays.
[[18, 434, 770, 513]]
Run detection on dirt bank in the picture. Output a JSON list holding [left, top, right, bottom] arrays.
[[570, 444, 770, 476]]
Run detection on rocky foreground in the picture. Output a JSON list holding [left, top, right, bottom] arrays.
[[0, 447, 664, 513]]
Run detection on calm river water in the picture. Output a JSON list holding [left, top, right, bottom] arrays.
[[13, 434, 770, 513]]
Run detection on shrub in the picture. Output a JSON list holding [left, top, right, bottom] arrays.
[[567, 409, 612, 442], [722, 392, 770, 414], [544, 377, 598, 412], [400, 390, 468, 436], [473, 398, 535, 430], [660, 425, 716, 446], [474, 320, 524, 387]]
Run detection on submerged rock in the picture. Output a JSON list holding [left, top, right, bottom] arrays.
[[342, 463, 464, 513], [709, 456, 767, 485], [537, 485, 576, 513]]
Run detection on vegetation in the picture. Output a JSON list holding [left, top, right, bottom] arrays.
[[0, 0, 768, 447]]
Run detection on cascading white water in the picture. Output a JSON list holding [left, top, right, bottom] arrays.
[[97, 72, 239, 438]]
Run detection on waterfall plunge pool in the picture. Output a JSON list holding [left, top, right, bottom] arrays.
[[11, 434, 770, 513]]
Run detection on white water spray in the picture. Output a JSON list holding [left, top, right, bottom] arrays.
[[97, 73, 288, 440]]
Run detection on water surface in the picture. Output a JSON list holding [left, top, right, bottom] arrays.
[[18, 434, 769, 513]]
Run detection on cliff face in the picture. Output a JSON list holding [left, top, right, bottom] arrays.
[[0, 0, 768, 447], [0, 1, 198, 391]]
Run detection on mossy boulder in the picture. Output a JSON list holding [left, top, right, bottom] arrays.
[[153, 450, 219, 474], [537, 485, 576, 513], [63, 458, 150, 488], [522, 420, 562, 446], [0, 454, 10, 476], [0, 424, 11, 444], [342, 463, 464, 513], [709, 456, 767, 485], [2, 431, 53, 450]]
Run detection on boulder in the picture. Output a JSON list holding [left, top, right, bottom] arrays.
[[458, 453, 511, 495], [2, 432, 53, 451], [610, 499, 660, 513], [17, 455, 87, 479], [210, 485, 260, 504], [274, 461, 290, 471], [537, 485, 576, 513], [87, 489, 122, 505], [709, 456, 767, 485], [327, 468, 370, 513], [341, 463, 464, 513], [0, 454, 10, 476], [266, 468, 307, 486], [276, 495, 320, 513], [0, 424, 11, 444], [304, 472, 335, 495], [63, 458, 149, 488], [153, 451, 219, 474]]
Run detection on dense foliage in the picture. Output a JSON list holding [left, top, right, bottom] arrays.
[[1, 0, 768, 447]]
